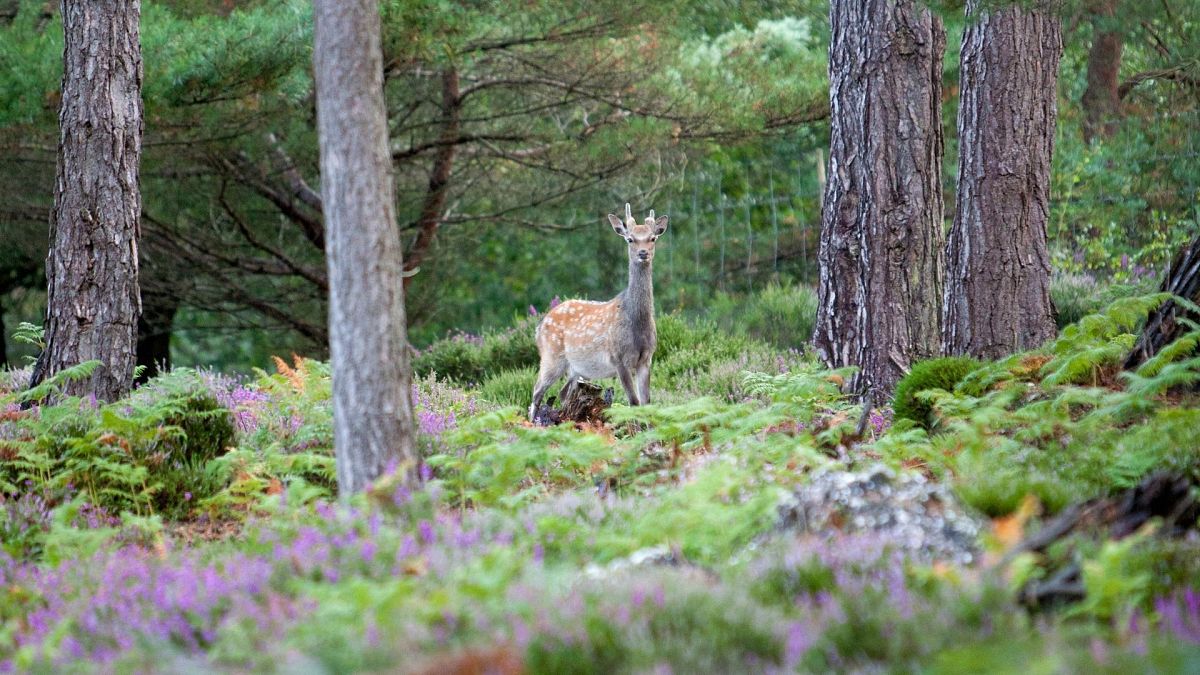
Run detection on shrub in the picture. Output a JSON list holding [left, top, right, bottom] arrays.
[[478, 367, 537, 408], [413, 317, 539, 384], [412, 332, 487, 383], [0, 370, 236, 520], [704, 283, 818, 349], [892, 357, 982, 430], [1051, 273, 1159, 329]]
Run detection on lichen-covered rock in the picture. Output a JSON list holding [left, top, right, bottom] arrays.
[[773, 464, 983, 565]]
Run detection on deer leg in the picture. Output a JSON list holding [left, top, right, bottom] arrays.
[[636, 362, 651, 405], [615, 361, 640, 406], [557, 373, 579, 405], [530, 358, 567, 420]]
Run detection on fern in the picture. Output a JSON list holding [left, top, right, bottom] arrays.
[[16, 360, 102, 405]]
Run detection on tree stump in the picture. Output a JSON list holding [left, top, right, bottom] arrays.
[[1126, 235, 1200, 370], [531, 381, 613, 426]]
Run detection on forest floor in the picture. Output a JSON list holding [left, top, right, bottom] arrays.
[[1, 294, 1199, 672]]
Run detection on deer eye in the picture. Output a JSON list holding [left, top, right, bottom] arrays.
[[651, 236, 657, 242], [625, 237, 633, 243]]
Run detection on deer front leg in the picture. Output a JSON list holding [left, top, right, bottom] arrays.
[[530, 357, 567, 421], [615, 360, 640, 406]]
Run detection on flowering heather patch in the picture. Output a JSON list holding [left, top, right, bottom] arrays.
[[411, 372, 488, 442], [200, 371, 271, 434], [0, 546, 307, 671], [0, 367, 30, 398]]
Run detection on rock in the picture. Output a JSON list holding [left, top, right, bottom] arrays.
[[773, 464, 983, 565]]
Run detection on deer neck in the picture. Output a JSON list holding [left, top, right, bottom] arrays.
[[624, 260, 655, 333]]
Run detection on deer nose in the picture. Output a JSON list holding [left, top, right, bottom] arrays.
[[637, 250, 649, 261]]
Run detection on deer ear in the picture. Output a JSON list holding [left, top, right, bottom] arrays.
[[607, 214, 628, 236], [653, 215, 669, 235]]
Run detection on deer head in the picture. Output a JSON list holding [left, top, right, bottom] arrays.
[[607, 203, 669, 265]]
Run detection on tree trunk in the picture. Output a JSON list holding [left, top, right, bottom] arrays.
[[943, 2, 1061, 360], [1125, 235, 1200, 370], [313, 0, 417, 496], [33, 0, 143, 402], [135, 290, 177, 383], [813, 0, 946, 398], [1080, 0, 1123, 142]]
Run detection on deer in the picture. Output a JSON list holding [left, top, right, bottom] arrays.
[[529, 203, 669, 421]]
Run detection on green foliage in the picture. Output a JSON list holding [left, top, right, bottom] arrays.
[[413, 318, 538, 384], [892, 357, 982, 430], [427, 409, 612, 509], [477, 367, 537, 408], [876, 296, 1200, 516], [0, 369, 234, 520], [704, 282, 818, 349]]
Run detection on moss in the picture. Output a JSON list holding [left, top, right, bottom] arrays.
[[892, 357, 982, 431]]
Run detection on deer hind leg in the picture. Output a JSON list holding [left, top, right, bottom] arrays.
[[557, 371, 580, 405], [530, 355, 567, 420], [615, 360, 640, 406], [636, 360, 651, 405]]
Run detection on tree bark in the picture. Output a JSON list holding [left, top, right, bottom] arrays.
[[313, 0, 417, 496], [813, 0, 946, 398], [943, 2, 1061, 360], [33, 0, 143, 402], [1080, 0, 1123, 142]]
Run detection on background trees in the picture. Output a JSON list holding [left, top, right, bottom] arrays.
[[32, 0, 143, 401], [0, 0, 1195, 375], [814, 0, 946, 397], [312, 0, 416, 495]]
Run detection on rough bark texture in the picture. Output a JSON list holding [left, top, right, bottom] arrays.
[[1125, 235, 1200, 370], [1080, 0, 1123, 142], [33, 0, 143, 402], [943, 2, 1061, 360], [813, 0, 946, 399], [313, 0, 416, 496]]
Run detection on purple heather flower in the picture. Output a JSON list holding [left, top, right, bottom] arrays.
[[418, 520, 436, 545]]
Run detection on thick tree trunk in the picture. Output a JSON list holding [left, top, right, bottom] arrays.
[[1125, 235, 1200, 370], [943, 2, 1061, 360], [33, 0, 143, 402], [313, 0, 417, 496], [813, 0, 946, 398], [135, 290, 177, 383], [1080, 0, 1123, 142]]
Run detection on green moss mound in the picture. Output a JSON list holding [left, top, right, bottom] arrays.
[[892, 357, 982, 430]]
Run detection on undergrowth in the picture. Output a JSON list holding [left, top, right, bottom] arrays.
[[0, 292, 1198, 672]]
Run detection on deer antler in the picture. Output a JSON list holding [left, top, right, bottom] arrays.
[[648, 209, 655, 221], [625, 203, 632, 221]]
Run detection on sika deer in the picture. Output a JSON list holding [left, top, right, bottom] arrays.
[[529, 204, 668, 420]]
